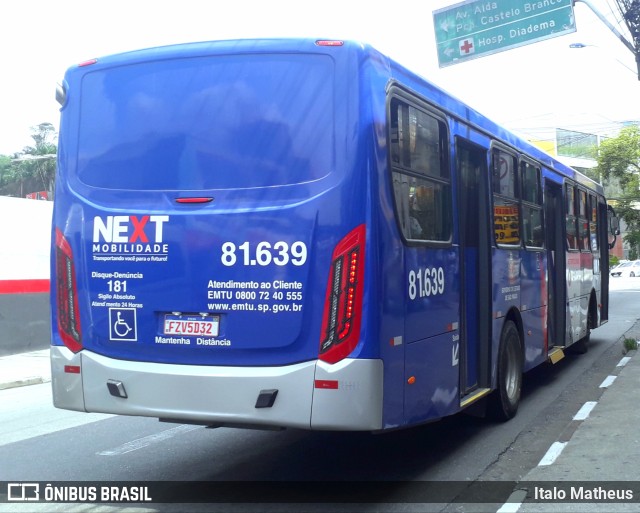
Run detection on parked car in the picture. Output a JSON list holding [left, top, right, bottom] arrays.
[[610, 262, 625, 274], [611, 260, 640, 277]]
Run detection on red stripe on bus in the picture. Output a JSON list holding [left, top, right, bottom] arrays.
[[314, 380, 339, 389], [0, 279, 50, 294]]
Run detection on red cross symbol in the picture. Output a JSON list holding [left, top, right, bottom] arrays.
[[459, 39, 474, 55]]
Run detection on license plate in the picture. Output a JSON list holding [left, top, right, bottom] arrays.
[[163, 314, 220, 337]]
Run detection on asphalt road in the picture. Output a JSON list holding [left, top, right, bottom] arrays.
[[0, 279, 638, 512]]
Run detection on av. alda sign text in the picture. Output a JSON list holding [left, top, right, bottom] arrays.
[[434, 0, 576, 67]]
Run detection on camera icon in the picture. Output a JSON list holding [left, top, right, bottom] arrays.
[[7, 483, 40, 501]]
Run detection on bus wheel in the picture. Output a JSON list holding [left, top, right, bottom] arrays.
[[569, 329, 589, 355], [489, 320, 523, 421]]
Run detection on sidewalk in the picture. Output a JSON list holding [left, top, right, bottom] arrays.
[[503, 320, 640, 512], [0, 348, 51, 390]]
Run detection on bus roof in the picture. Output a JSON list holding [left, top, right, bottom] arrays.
[[65, 37, 603, 194]]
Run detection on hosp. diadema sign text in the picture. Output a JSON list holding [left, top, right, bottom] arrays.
[[433, 0, 576, 66]]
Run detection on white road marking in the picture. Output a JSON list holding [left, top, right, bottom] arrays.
[[538, 441, 567, 466], [617, 356, 632, 367], [497, 491, 526, 513], [573, 401, 597, 421], [599, 375, 617, 388], [98, 424, 201, 456]]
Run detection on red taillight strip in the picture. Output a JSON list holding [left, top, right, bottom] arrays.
[[78, 59, 98, 67], [319, 224, 366, 364], [55, 228, 83, 353], [315, 40, 344, 47], [315, 380, 339, 389], [175, 197, 214, 204]]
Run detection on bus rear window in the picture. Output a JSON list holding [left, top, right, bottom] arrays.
[[76, 54, 334, 190]]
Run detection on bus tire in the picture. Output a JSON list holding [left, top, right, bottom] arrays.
[[489, 320, 523, 421], [569, 329, 589, 355]]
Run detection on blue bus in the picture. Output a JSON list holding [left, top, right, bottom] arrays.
[[51, 38, 618, 431]]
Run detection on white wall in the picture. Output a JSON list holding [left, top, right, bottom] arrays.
[[0, 196, 53, 282], [0, 196, 53, 354]]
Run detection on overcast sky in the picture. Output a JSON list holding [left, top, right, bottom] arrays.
[[0, 0, 638, 155]]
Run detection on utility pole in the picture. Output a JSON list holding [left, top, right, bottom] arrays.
[[615, 0, 640, 79], [574, 0, 640, 80], [617, 0, 640, 78]]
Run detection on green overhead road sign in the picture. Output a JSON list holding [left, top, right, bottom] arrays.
[[434, 0, 576, 67]]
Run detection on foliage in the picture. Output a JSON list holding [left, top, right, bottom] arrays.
[[596, 125, 640, 256], [0, 123, 57, 197], [623, 338, 638, 352], [18, 122, 57, 193], [597, 126, 640, 187], [0, 155, 11, 187]]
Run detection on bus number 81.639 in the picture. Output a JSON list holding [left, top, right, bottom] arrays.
[[408, 267, 445, 300], [221, 241, 308, 267]]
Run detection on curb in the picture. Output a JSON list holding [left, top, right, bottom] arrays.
[[0, 375, 51, 391]]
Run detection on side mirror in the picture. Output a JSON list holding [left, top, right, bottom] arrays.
[[56, 82, 67, 107]]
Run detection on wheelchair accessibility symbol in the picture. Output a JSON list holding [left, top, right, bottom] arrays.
[[109, 308, 137, 341]]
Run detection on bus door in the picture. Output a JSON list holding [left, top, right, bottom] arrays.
[[455, 138, 492, 398], [544, 180, 567, 349]]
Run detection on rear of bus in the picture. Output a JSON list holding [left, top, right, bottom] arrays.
[[51, 39, 384, 431]]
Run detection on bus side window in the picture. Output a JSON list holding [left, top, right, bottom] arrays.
[[389, 96, 451, 243], [492, 149, 520, 246], [578, 189, 590, 251], [521, 161, 543, 248], [589, 194, 599, 252], [565, 184, 578, 250], [409, 181, 446, 240]]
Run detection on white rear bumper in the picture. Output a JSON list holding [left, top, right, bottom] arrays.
[[51, 346, 383, 431]]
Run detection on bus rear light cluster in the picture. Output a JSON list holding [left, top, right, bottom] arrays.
[[55, 228, 83, 353], [315, 40, 344, 47], [337, 251, 359, 338], [319, 225, 365, 364]]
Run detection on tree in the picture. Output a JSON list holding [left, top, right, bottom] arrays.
[[0, 155, 11, 188], [11, 122, 57, 197], [595, 125, 640, 255]]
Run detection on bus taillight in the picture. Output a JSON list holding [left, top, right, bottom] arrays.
[[55, 228, 82, 352], [319, 224, 365, 364], [315, 40, 344, 47]]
